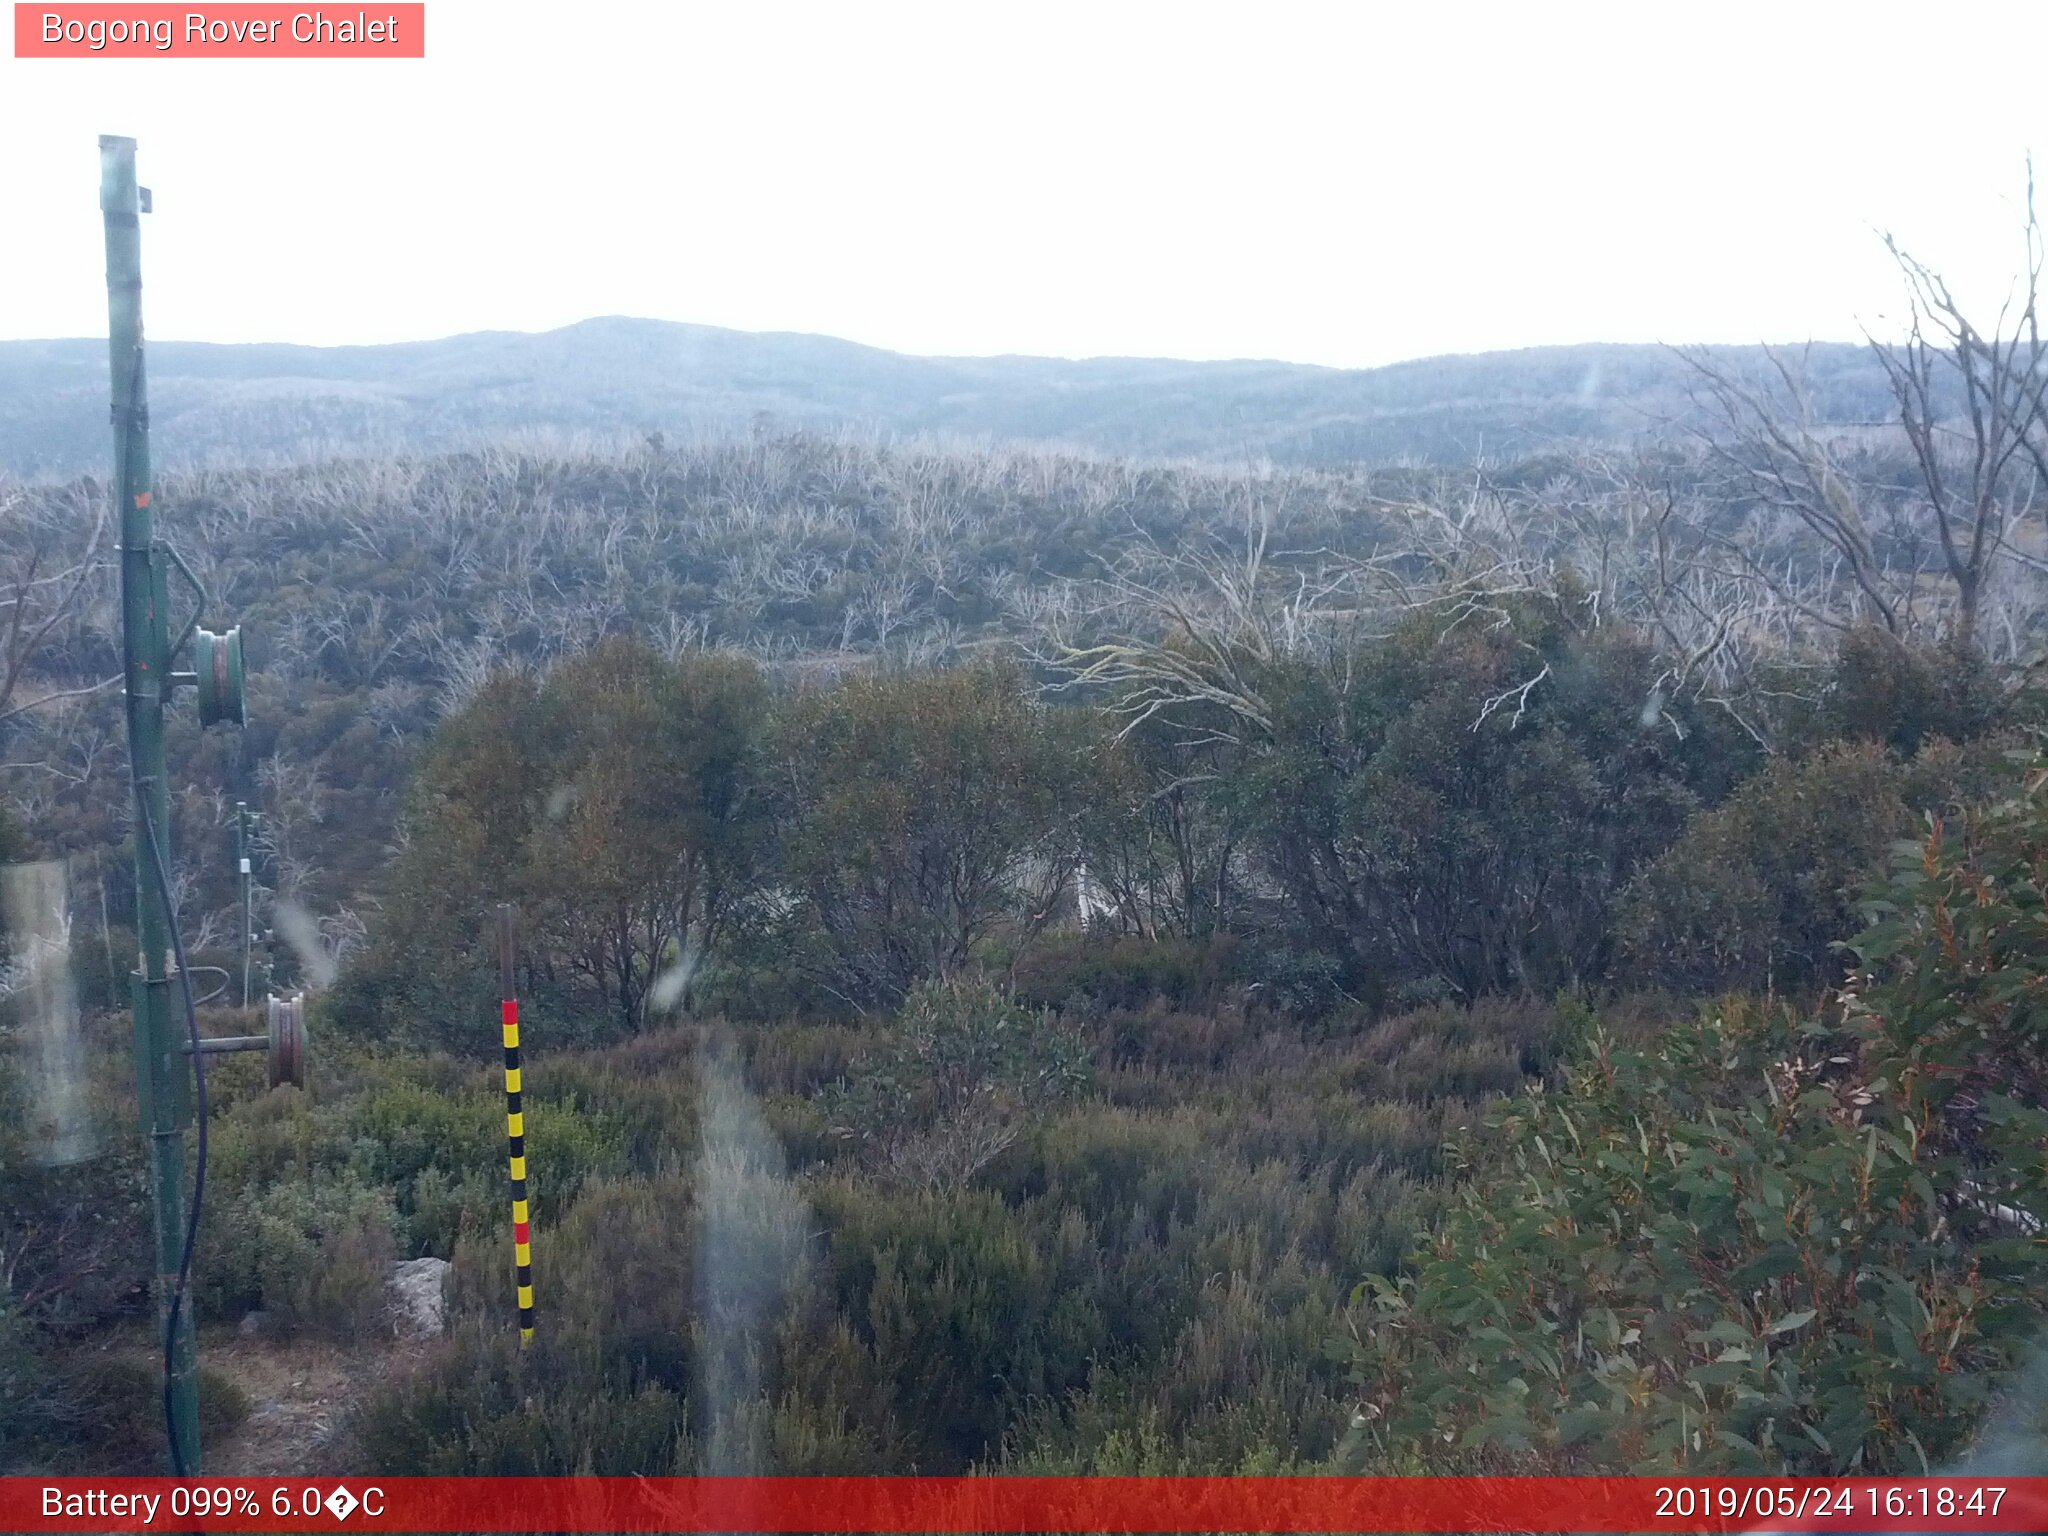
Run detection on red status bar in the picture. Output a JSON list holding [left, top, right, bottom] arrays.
[[6, 1477, 2048, 1533]]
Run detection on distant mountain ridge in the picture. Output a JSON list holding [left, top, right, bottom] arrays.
[[0, 316, 1895, 480]]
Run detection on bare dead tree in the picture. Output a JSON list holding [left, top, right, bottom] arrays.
[[1042, 489, 1514, 746], [1044, 504, 1300, 746], [1868, 164, 2048, 656], [1678, 166, 2048, 662], [0, 487, 118, 733], [255, 754, 328, 905], [1510, 453, 1817, 748], [1677, 345, 1915, 637]]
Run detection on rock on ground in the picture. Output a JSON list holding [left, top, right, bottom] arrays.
[[387, 1256, 450, 1339]]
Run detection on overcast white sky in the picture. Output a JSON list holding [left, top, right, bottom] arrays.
[[1, 0, 2042, 367]]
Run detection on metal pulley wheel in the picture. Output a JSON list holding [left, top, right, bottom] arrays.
[[266, 991, 307, 1088], [193, 625, 246, 727]]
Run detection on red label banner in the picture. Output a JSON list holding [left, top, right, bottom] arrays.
[[13, 4, 425, 57], [4, 1476, 2047, 1533]]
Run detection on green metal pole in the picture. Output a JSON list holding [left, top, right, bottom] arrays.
[[237, 801, 251, 1009], [103, 133, 201, 1476]]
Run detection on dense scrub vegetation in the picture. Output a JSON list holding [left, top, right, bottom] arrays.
[[4, 435, 1422, 938], [9, 618, 2044, 1473], [1345, 769, 2048, 1473], [5, 399, 2048, 1476], [3, 419, 2037, 957]]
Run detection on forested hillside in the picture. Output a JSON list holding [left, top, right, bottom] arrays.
[[5, 287, 2048, 1479], [0, 321, 1899, 481]]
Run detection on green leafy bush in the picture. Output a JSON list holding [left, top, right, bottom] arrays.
[[1330, 996, 1570, 1104], [812, 1177, 1110, 1470], [1010, 932, 1239, 1017], [1813, 627, 2005, 755], [349, 1323, 691, 1475], [199, 1174, 398, 1339], [335, 977, 1449, 1476], [1844, 754, 2048, 1250], [1617, 742, 1907, 995], [0, 1344, 249, 1474], [764, 666, 1091, 1010], [342, 640, 769, 1045], [0, 1283, 47, 1466], [1238, 605, 1720, 999], [821, 977, 1092, 1190], [1340, 755, 2048, 1474], [1619, 737, 2022, 996]]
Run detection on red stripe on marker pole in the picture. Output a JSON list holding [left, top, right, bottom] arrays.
[[5, 1477, 2047, 1533]]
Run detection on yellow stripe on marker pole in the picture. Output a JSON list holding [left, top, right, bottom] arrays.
[[498, 904, 534, 1344]]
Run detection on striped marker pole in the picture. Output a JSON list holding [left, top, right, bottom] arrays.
[[498, 904, 534, 1344]]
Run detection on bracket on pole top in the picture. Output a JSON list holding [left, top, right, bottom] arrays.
[[99, 136, 140, 213]]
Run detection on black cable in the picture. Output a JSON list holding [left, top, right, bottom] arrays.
[[137, 789, 207, 1477], [184, 965, 230, 1010]]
